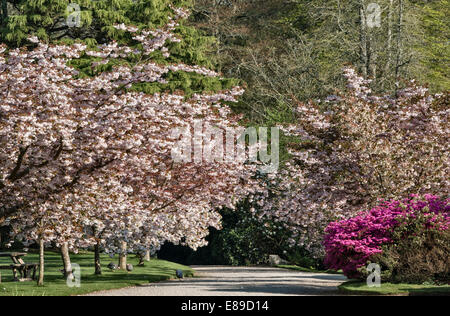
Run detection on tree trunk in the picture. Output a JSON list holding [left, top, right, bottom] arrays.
[[94, 242, 102, 275], [60, 242, 73, 280], [37, 238, 45, 286], [118, 241, 127, 270], [359, 1, 368, 77], [138, 253, 145, 266], [137, 250, 150, 267], [384, 0, 394, 80], [395, 0, 404, 80]]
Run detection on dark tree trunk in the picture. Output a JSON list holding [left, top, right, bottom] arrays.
[[137, 250, 150, 266], [94, 242, 102, 275], [138, 253, 145, 266]]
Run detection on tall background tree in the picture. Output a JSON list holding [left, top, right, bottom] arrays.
[[190, 0, 449, 123]]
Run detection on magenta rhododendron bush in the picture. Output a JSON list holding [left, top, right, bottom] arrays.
[[323, 195, 450, 278]]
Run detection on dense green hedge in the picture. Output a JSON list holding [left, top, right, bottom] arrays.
[[157, 200, 321, 267]]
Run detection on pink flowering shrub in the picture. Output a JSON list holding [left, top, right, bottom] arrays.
[[323, 195, 450, 279], [254, 67, 448, 262]]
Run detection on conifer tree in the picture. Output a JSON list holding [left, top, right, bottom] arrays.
[[0, 0, 236, 94]]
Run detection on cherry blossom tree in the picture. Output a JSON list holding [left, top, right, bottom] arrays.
[[253, 67, 449, 260], [0, 7, 258, 283]]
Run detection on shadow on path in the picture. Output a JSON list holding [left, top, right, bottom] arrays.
[[130, 266, 348, 296]]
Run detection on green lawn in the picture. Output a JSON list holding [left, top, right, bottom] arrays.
[[339, 280, 450, 296], [276, 264, 343, 274], [0, 251, 194, 296]]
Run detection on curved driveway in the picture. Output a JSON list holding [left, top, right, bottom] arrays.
[[86, 266, 347, 296]]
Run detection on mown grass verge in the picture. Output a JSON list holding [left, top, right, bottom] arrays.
[[338, 280, 450, 296]]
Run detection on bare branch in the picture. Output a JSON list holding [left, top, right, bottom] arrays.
[[7, 145, 29, 181]]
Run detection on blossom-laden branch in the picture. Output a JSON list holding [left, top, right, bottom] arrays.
[[252, 67, 449, 259], [1, 8, 258, 253]]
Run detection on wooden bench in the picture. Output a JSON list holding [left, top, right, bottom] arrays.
[[0, 252, 38, 282]]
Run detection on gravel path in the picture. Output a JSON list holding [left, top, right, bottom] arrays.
[[85, 266, 347, 296]]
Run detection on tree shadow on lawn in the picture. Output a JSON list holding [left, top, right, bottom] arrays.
[[0, 269, 180, 284], [79, 266, 192, 284]]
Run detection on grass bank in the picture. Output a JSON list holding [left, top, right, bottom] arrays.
[[0, 251, 194, 296], [339, 280, 450, 296]]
